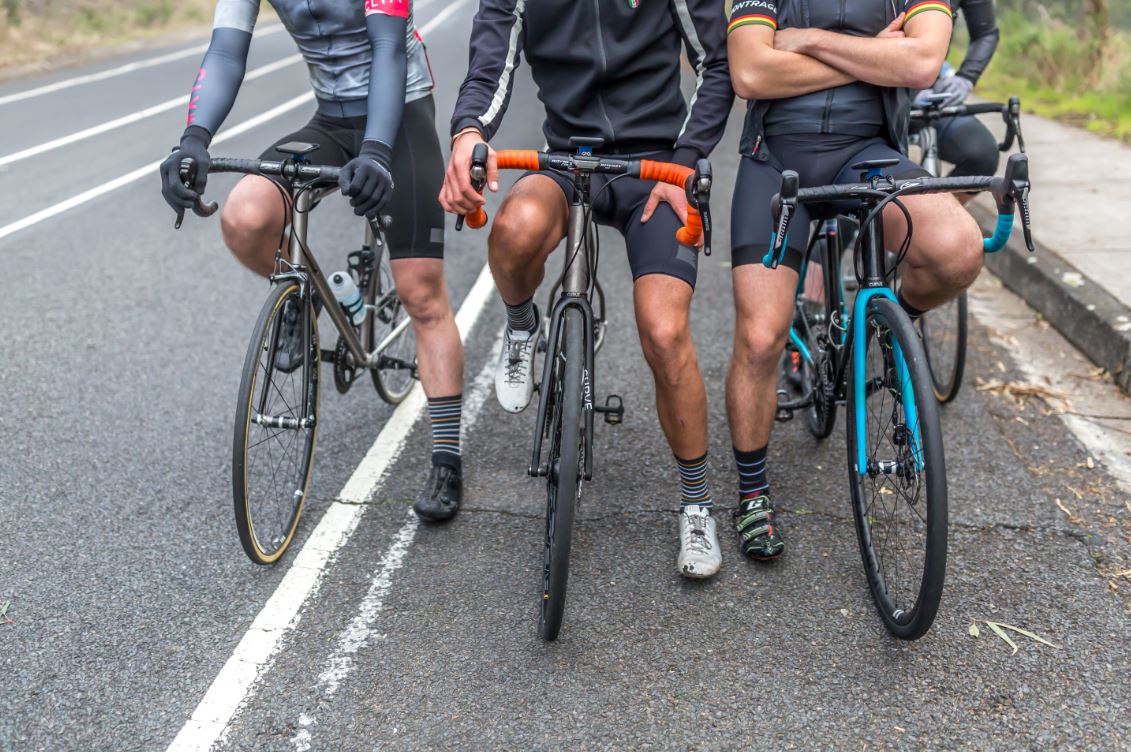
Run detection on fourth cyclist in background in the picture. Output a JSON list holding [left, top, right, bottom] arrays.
[[726, 0, 984, 560], [159, 0, 468, 522]]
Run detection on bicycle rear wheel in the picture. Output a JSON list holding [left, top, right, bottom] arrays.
[[847, 297, 947, 640], [366, 249, 416, 404], [919, 292, 967, 404], [233, 281, 320, 565], [540, 307, 584, 641]]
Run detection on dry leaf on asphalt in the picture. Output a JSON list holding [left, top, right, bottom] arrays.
[[969, 622, 981, 638], [991, 622, 1060, 649], [986, 621, 1019, 655]]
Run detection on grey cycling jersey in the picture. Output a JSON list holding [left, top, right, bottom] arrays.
[[213, 0, 433, 113]]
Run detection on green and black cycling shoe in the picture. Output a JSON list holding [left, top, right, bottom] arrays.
[[735, 494, 785, 561]]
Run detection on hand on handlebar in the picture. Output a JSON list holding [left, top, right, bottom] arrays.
[[440, 129, 498, 216], [160, 127, 211, 218], [641, 182, 699, 245], [931, 74, 973, 108]]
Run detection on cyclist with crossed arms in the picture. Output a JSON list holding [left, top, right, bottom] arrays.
[[724, 0, 984, 560], [158, 0, 468, 523], [440, 0, 733, 579]]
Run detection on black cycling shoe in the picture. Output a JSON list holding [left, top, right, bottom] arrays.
[[273, 299, 305, 374], [413, 464, 462, 522], [735, 494, 785, 560]]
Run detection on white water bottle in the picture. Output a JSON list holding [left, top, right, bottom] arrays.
[[329, 271, 365, 326]]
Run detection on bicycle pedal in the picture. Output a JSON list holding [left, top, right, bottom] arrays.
[[596, 394, 624, 425], [775, 407, 795, 423]]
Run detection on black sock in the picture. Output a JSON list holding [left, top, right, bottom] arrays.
[[897, 290, 926, 321], [428, 394, 462, 472], [734, 445, 769, 500], [505, 297, 538, 334]]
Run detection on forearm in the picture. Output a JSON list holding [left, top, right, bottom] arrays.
[[729, 41, 853, 100], [186, 28, 251, 137], [362, 13, 408, 148], [797, 29, 943, 89]]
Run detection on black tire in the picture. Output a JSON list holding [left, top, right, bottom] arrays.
[[366, 249, 416, 404], [847, 297, 947, 640], [797, 299, 838, 440], [920, 291, 968, 404], [233, 282, 320, 565], [539, 308, 584, 641]]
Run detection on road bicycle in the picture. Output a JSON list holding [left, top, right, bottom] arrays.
[[459, 138, 712, 640], [770, 153, 1033, 639], [176, 143, 417, 564], [908, 95, 1026, 403]]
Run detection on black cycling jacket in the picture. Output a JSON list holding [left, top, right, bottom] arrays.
[[953, 0, 998, 84], [450, 0, 733, 167]]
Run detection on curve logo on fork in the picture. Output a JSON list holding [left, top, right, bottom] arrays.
[[582, 368, 594, 411]]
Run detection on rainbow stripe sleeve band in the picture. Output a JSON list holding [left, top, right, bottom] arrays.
[[727, 14, 778, 34], [903, 1, 953, 22]]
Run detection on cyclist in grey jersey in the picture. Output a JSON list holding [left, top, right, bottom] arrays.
[[158, 0, 468, 522]]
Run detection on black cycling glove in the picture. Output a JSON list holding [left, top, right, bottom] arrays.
[[160, 125, 212, 212], [339, 140, 395, 219]]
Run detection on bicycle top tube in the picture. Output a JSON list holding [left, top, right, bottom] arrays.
[[461, 148, 709, 249]]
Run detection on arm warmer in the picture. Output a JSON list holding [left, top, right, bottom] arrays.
[[956, 0, 999, 84], [362, 11, 408, 149]]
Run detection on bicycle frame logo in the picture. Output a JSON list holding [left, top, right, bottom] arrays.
[[582, 368, 594, 411]]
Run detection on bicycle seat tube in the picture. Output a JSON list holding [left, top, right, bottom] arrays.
[[858, 202, 888, 289]]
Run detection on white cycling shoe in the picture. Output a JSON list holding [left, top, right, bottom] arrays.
[[494, 307, 541, 414], [678, 505, 721, 579]]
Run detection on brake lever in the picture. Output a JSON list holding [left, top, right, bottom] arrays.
[[692, 158, 713, 256], [764, 171, 799, 269], [995, 153, 1034, 252], [456, 143, 489, 232]]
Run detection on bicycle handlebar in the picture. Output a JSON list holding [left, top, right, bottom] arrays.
[[909, 95, 1025, 153], [457, 145, 714, 254], [766, 152, 1034, 268]]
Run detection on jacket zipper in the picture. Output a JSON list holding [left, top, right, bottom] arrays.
[[590, 0, 617, 143]]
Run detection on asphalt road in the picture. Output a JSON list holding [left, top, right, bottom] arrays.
[[1, 5, 1128, 750]]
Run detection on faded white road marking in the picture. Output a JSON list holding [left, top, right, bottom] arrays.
[[289, 328, 503, 752], [0, 25, 285, 106], [166, 255, 496, 752], [0, 91, 314, 243], [0, 54, 302, 167]]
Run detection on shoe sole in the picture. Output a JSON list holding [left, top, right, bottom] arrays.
[[413, 505, 458, 523], [680, 564, 721, 579]]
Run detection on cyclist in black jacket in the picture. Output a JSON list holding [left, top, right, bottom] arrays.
[[440, 0, 733, 579], [725, 0, 984, 561], [918, 0, 1002, 189]]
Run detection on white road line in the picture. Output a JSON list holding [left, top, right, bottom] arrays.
[[290, 329, 503, 752], [0, 91, 314, 243], [0, 54, 303, 168], [0, 25, 285, 106], [166, 263, 497, 752]]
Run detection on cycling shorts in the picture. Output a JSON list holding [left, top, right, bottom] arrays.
[[259, 94, 445, 260], [730, 135, 928, 273], [520, 150, 699, 289]]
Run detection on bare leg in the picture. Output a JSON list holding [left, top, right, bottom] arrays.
[[487, 175, 569, 306], [220, 176, 289, 277], [390, 258, 462, 398]]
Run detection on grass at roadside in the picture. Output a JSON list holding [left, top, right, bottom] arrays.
[[0, 0, 218, 72], [951, 9, 1131, 144]]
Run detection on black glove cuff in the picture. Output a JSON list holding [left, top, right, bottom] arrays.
[[359, 140, 393, 171], [181, 125, 213, 149]]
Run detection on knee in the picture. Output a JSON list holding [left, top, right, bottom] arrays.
[[220, 196, 280, 254], [733, 322, 789, 376], [639, 317, 694, 380], [489, 198, 552, 267], [935, 218, 984, 290], [397, 277, 449, 328]]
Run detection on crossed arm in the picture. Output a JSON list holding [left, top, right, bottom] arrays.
[[728, 10, 953, 101]]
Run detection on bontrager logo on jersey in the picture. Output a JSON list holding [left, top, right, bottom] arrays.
[[365, 0, 409, 18]]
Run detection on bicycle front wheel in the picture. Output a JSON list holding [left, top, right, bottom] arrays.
[[919, 291, 968, 404], [367, 250, 417, 404], [233, 281, 320, 565], [540, 307, 585, 641], [846, 297, 947, 640]]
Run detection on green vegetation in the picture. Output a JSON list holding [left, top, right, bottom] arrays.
[[0, 0, 217, 71], [954, 2, 1131, 142]]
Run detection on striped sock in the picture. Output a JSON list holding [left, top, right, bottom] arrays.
[[676, 453, 713, 511], [735, 445, 769, 500], [428, 394, 462, 472], [505, 297, 538, 334]]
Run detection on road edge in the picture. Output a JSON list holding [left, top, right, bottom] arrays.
[[973, 203, 1131, 393]]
